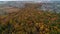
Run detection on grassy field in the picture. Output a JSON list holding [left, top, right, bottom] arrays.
[[0, 4, 60, 34]]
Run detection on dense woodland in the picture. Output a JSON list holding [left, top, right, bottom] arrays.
[[0, 3, 60, 34]]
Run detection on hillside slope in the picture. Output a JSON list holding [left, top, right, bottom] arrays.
[[0, 3, 60, 34]]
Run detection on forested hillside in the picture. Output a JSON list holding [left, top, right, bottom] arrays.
[[0, 3, 60, 34]]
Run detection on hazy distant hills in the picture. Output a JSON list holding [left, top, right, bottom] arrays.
[[0, 1, 25, 8], [0, 1, 60, 15], [0, 1, 60, 8], [41, 1, 60, 13], [0, 1, 60, 9]]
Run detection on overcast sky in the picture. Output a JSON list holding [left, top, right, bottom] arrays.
[[0, 0, 59, 1]]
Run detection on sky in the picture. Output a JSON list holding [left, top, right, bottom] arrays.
[[0, 0, 59, 1], [0, 0, 50, 1]]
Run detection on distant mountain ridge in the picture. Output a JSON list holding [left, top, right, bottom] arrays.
[[0, 1, 60, 15]]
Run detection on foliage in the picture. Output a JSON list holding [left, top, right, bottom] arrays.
[[0, 3, 60, 34]]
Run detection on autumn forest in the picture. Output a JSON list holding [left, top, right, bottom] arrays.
[[0, 3, 60, 34]]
